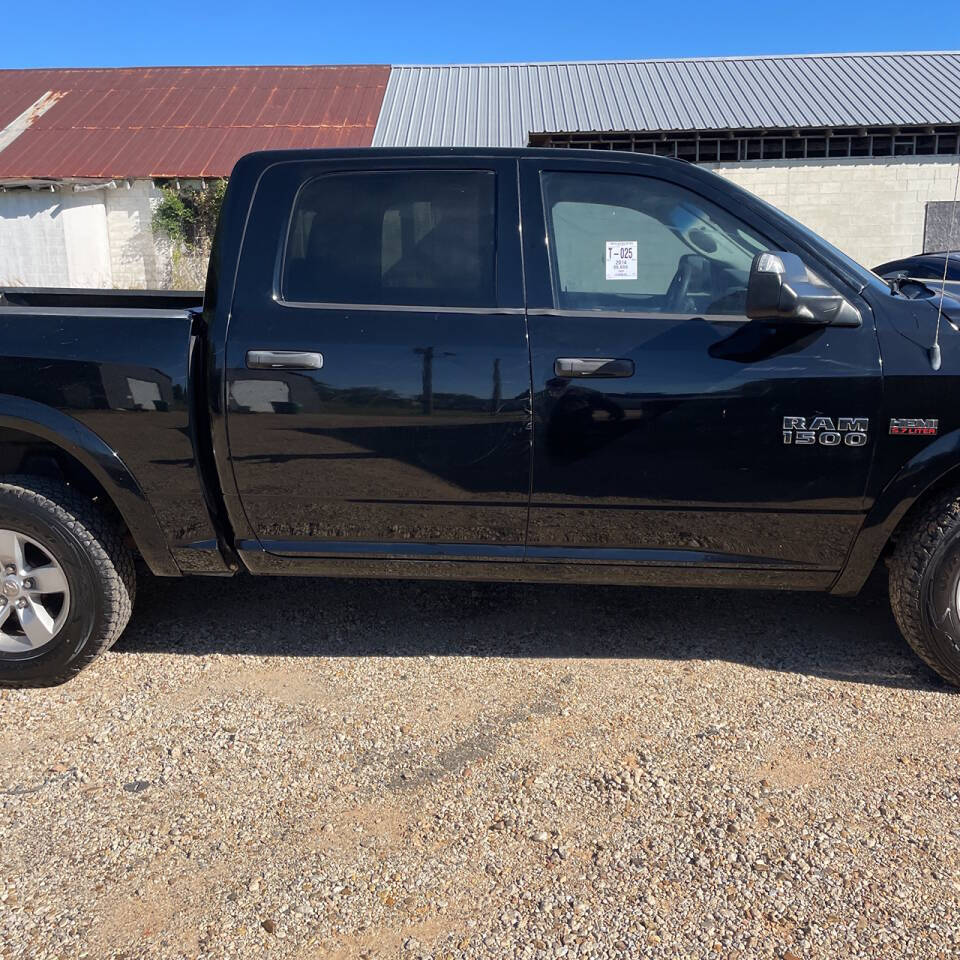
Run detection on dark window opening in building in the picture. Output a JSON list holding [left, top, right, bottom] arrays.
[[924, 201, 960, 252], [529, 125, 960, 163]]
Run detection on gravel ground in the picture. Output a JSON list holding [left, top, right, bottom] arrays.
[[1, 571, 959, 960]]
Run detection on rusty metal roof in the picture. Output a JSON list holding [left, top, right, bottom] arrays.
[[0, 65, 389, 179]]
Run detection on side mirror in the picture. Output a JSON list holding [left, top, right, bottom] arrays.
[[746, 251, 861, 326]]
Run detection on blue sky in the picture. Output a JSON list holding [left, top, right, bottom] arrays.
[[5, 0, 960, 68]]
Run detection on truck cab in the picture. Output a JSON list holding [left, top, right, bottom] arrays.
[[219, 149, 887, 588]]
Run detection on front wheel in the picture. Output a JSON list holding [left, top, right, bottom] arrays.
[[889, 490, 960, 686], [0, 476, 135, 687]]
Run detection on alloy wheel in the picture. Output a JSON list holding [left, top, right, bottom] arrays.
[[0, 529, 71, 653]]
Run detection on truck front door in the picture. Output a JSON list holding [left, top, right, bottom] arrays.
[[519, 158, 881, 583], [224, 157, 531, 564]]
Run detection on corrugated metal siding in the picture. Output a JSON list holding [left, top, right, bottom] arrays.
[[0, 65, 390, 179], [373, 53, 960, 147]]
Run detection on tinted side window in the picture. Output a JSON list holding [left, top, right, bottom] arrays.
[[542, 172, 770, 315], [284, 170, 496, 307]]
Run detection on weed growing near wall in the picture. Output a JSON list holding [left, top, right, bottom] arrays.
[[152, 180, 227, 289]]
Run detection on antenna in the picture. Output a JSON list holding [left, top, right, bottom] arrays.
[[930, 148, 960, 371]]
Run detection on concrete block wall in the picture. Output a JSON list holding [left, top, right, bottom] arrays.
[[104, 180, 165, 288], [705, 156, 960, 269]]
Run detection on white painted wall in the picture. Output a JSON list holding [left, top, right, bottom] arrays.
[[104, 180, 165, 288], [0, 180, 166, 288], [0, 189, 69, 285], [0, 188, 112, 287], [705, 155, 960, 270], [62, 193, 113, 287]]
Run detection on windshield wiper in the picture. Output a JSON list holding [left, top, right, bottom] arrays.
[[885, 273, 938, 299]]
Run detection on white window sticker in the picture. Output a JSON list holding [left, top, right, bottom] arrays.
[[605, 241, 637, 280]]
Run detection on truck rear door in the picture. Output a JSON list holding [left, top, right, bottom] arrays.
[[519, 157, 881, 583], [224, 156, 531, 564]]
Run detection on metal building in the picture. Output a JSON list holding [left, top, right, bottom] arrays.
[[374, 53, 960, 266]]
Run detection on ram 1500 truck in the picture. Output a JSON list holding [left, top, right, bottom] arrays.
[[2, 147, 960, 687]]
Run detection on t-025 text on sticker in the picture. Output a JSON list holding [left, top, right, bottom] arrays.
[[606, 241, 637, 280]]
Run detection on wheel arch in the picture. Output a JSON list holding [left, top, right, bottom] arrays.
[[832, 428, 960, 595], [0, 395, 179, 576]]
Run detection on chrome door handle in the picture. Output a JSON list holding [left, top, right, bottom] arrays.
[[554, 357, 634, 378], [246, 350, 324, 370]]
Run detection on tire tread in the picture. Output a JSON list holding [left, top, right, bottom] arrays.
[[889, 489, 960, 686], [0, 475, 135, 687]]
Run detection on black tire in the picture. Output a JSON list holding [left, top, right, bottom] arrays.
[[889, 489, 960, 686], [0, 476, 135, 687]]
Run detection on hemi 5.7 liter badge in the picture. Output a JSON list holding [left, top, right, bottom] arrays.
[[782, 417, 869, 446], [889, 418, 939, 436]]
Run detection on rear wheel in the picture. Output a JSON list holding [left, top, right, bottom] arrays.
[[0, 476, 135, 687], [889, 489, 960, 686]]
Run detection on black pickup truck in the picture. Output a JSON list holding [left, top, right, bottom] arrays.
[[2, 147, 960, 687]]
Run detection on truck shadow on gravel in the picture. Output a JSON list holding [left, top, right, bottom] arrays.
[[113, 568, 947, 692]]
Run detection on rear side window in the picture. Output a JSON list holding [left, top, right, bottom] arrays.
[[283, 170, 496, 307]]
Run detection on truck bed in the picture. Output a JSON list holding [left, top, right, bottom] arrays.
[[0, 294, 219, 575], [0, 287, 204, 311]]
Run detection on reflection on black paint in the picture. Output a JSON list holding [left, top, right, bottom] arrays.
[[226, 318, 533, 546], [544, 379, 631, 459], [707, 321, 825, 363], [0, 358, 176, 414], [0, 312, 220, 564], [527, 308, 882, 564]]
